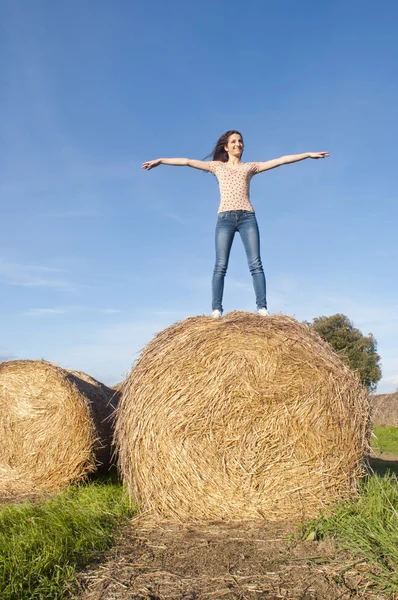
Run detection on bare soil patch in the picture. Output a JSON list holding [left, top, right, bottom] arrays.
[[0, 491, 47, 506], [75, 518, 385, 600], [368, 451, 398, 476]]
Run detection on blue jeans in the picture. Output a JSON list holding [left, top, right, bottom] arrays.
[[212, 210, 267, 312]]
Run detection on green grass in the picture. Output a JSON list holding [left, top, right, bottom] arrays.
[[372, 426, 398, 454], [302, 474, 398, 595], [0, 476, 137, 600]]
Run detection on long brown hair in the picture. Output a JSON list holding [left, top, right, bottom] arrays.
[[207, 130, 244, 162]]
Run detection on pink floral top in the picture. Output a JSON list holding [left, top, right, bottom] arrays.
[[207, 161, 261, 213]]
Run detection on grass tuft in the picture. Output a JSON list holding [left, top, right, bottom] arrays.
[[302, 473, 398, 595], [0, 477, 137, 600]]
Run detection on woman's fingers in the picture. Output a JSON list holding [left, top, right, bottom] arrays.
[[310, 152, 330, 159], [142, 159, 160, 170]]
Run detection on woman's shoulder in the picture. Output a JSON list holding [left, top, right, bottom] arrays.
[[206, 160, 224, 173], [243, 161, 260, 172]]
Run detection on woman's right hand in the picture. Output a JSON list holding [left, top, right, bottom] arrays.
[[142, 159, 161, 170]]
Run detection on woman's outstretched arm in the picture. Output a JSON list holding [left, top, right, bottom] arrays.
[[256, 152, 330, 173], [142, 158, 212, 172]]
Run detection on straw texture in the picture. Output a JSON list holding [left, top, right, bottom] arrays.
[[116, 311, 371, 521], [0, 360, 118, 497]]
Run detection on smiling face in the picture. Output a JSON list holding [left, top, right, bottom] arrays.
[[224, 133, 244, 159]]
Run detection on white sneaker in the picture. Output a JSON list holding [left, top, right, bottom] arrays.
[[257, 307, 269, 316], [212, 309, 222, 318]]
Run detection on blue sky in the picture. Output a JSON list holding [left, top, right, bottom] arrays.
[[1, 1, 397, 391]]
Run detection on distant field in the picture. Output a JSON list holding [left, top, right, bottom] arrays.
[[372, 392, 398, 427], [372, 426, 398, 454]]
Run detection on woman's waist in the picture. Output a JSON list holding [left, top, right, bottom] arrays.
[[217, 209, 255, 215]]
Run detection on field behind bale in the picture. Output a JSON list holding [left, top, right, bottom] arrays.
[[372, 426, 398, 455], [372, 393, 398, 427]]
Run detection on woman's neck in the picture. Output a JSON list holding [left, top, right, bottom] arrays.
[[227, 156, 242, 165]]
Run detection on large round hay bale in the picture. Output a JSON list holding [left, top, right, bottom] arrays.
[[0, 360, 118, 497], [116, 311, 370, 521]]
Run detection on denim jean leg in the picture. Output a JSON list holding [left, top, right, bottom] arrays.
[[212, 213, 236, 311], [238, 212, 267, 309]]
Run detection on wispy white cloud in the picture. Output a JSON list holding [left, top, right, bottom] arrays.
[[23, 306, 122, 317], [0, 258, 81, 292], [316, 294, 398, 329], [1, 157, 139, 202], [164, 212, 191, 226], [228, 278, 252, 292], [49, 318, 169, 385], [148, 309, 189, 317], [0, 353, 16, 362], [23, 307, 75, 317], [81, 158, 139, 181], [382, 375, 398, 386], [45, 209, 100, 218]]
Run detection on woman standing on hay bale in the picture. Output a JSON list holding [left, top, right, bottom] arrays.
[[142, 131, 329, 317]]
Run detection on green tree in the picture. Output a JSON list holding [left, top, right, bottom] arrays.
[[308, 314, 382, 392]]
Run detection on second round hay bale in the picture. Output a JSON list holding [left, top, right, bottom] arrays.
[[0, 360, 118, 497], [112, 381, 125, 392], [68, 369, 119, 469], [116, 311, 370, 521]]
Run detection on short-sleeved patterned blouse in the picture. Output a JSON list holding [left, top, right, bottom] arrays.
[[207, 161, 261, 213]]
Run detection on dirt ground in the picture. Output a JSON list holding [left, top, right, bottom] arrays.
[[75, 452, 398, 600], [368, 452, 398, 476], [74, 453, 397, 600], [75, 516, 388, 600]]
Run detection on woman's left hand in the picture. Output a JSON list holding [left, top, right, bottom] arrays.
[[308, 152, 330, 159], [142, 159, 161, 170]]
